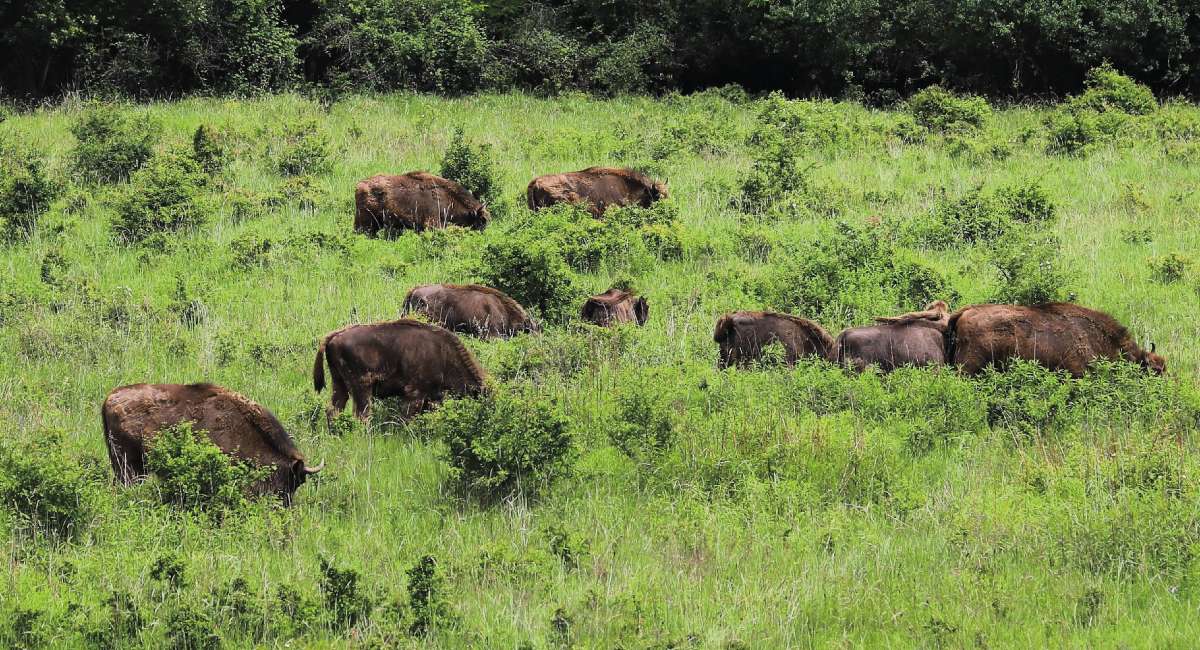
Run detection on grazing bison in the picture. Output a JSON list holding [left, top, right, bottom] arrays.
[[714, 311, 835, 369], [101, 383, 323, 504], [354, 172, 490, 236], [581, 288, 649, 327], [313, 320, 488, 425], [832, 301, 951, 372], [527, 167, 668, 217], [402, 284, 539, 338], [948, 302, 1166, 377]]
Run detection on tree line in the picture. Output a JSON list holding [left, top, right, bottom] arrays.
[[3, 0, 1199, 101]]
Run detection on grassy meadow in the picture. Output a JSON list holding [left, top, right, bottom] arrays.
[[1, 86, 1200, 647]]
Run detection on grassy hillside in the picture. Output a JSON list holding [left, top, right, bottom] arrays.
[[1, 87, 1200, 647]]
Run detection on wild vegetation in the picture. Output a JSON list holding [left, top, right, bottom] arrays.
[[1, 68, 1200, 646]]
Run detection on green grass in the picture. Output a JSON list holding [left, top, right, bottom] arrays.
[[1, 91, 1199, 647]]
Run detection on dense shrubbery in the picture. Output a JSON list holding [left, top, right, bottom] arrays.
[[110, 150, 207, 244], [906, 86, 991, 133], [145, 422, 269, 513], [273, 119, 331, 177], [439, 127, 499, 205], [70, 105, 159, 183], [421, 390, 576, 501], [0, 141, 58, 240], [0, 432, 95, 540]]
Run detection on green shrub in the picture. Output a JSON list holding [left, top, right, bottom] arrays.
[[906, 86, 991, 133], [192, 124, 228, 175], [477, 233, 581, 323], [70, 104, 159, 183], [907, 181, 1057, 249], [1044, 109, 1100, 156], [589, 24, 671, 96], [988, 229, 1071, 305], [407, 555, 451, 636], [0, 142, 58, 240], [652, 113, 737, 159], [945, 130, 1012, 162], [423, 390, 575, 500], [439, 127, 498, 205], [144, 422, 269, 513], [110, 150, 207, 245], [86, 591, 144, 648], [981, 361, 1076, 441], [274, 118, 331, 177], [319, 557, 373, 629], [753, 93, 859, 148], [1072, 63, 1157, 116], [996, 179, 1057, 224], [164, 605, 221, 649], [609, 383, 676, 464], [1149, 252, 1192, 284], [0, 431, 95, 540], [736, 138, 812, 214]]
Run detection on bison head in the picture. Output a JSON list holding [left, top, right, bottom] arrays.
[[634, 297, 649, 325], [1141, 343, 1167, 375], [278, 458, 324, 505], [649, 180, 669, 202], [468, 205, 491, 230]]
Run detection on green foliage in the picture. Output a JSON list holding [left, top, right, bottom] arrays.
[[1150, 252, 1192, 284], [906, 181, 1059, 249], [609, 380, 677, 463], [996, 179, 1057, 224], [164, 605, 222, 649], [70, 104, 159, 183], [906, 86, 991, 133], [423, 390, 575, 500], [274, 119, 331, 177], [319, 557, 373, 629], [0, 431, 94, 540], [407, 555, 451, 636], [988, 229, 1072, 305], [439, 127, 498, 205], [981, 361, 1076, 441], [192, 124, 228, 175], [0, 141, 58, 240], [1072, 63, 1158, 116], [144, 422, 268, 513], [1044, 109, 1100, 156], [478, 233, 580, 323], [110, 150, 207, 245]]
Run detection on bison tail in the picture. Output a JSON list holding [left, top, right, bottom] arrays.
[[944, 310, 965, 366], [313, 337, 328, 393]]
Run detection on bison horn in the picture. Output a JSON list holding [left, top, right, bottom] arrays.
[[304, 459, 325, 474]]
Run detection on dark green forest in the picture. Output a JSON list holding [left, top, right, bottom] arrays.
[[4, 0, 1200, 100]]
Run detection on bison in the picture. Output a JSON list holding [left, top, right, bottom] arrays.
[[313, 319, 488, 425], [101, 383, 323, 504], [527, 167, 668, 217], [402, 284, 539, 338], [714, 311, 835, 369], [832, 301, 951, 372], [581, 288, 649, 327], [947, 302, 1166, 377], [354, 172, 490, 236]]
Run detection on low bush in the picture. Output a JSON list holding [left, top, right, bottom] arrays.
[[273, 118, 331, 177], [753, 93, 860, 148], [609, 381, 677, 464], [736, 139, 813, 215], [422, 390, 575, 500], [0, 431, 95, 540], [906, 86, 991, 133], [144, 422, 269, 513], [320, 557, 374, 629], [1044, 109, 1100, 156], [1071, 63, 1157, 117], [0, 142, 58, 240], [192, 124, 228, 175], [439, 127, 499, 205], [652, 113, 738, 159], [1149, 252, 1192, 284], [477, 234, 581, 323], [996, 179, 1057, 224], [407, 555, 452, 636], [164, 605, 221, 649], [110, 150, 207, 245], [906, 181, 1058, 249], [988, 229, 1072, 305], [981, 361, 1076, 441], [70, 104, 159, 183]]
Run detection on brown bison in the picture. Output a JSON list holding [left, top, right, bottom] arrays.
[[527, 167, 668, 217], [948, 302, 1166, 377], [832, 301, 951, 372], [581, 288, 649, 327], [354, 172, 490, 236], [714, 311, 835, 369], [101, 383, 323, 504], [313, 320, 488, 425], [402, 284, 539, 338]]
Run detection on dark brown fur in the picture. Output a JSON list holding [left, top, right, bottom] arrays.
[[101, 383, 322, 504], [581, 288, 649, 327], [947, 302, 1166, 377], [354, 172, 490, 236], [313, 320, 489, 425], [402, 284, 539, 338], [526, 167, 668, 217], [713, 311, 835, 369], [832, 301, 951, 372]]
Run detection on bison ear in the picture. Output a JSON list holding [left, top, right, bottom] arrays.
[[635, 297, 649, 325]]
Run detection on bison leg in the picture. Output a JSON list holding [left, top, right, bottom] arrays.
[[327, 379, 350, 430], [350, 384, 373, 423], [107, 443, 146, 486]]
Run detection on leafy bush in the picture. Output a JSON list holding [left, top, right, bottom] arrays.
[[1044, 109, 1100, 156], [477, 234, 581, 323], [423, 390, 575, 500], [1072, 63, 1157, 116], [609, 383, 677, 463], [439, 127, 498, 205], [736, 138, 811, 214], [70, 104, 159, 183], [981, 361, 1076, 441], [906, 181, 1058, 249], [1149, 252, 1192, 284], [988, 229, 1071, 305], [996, 179, 1057, 224], [753, 93, 859, 148], [589, 24, 672, 96], [0, 142, 58, 240], [319, 557, 373, 629], [407, 555, 451, 636], [164, 606, 221, 649], [144, 422, 269, 513], [274, 118, 331, 177], [192, 124, 228, 175], [906, 86, 991, 133], [0, 432, 95, 540], [110, 150, 207, 244]]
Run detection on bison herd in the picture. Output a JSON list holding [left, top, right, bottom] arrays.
[[99, 166, 1167, 506]]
